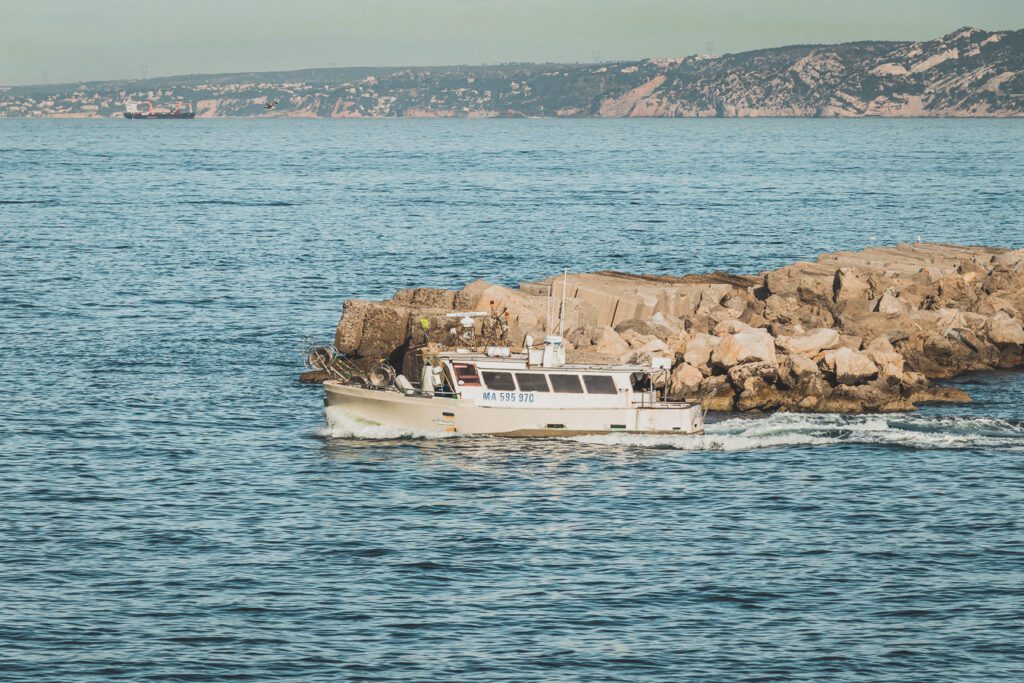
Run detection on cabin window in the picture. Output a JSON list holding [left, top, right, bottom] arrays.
[[583, 375, 618, 394], [452, 363, 481, 387], [514, 373, 550, 392], [481, 371, 517, 391], [549, 374, 584, 394]]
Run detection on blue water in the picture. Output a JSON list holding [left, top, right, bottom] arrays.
[[2, 119, 1024, 681]]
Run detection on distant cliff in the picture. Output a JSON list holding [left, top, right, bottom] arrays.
[[3, 27, 1022, 118]]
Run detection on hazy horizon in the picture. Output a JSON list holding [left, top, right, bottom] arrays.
[[3, 0, 1022, 86]]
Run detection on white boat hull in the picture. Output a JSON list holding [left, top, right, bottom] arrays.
[[323, 381, 704, 436]]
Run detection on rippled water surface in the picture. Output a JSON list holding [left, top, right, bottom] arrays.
[[2, 119, 1024, 681]]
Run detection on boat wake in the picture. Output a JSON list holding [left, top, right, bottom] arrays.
[[569, 412, 1024, 452], [318, 411, 455, 440], [317, 407, 1024, 452]]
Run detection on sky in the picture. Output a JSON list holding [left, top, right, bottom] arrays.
[[2, 0, 1022, 85]]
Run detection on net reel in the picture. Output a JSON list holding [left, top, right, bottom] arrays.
[[367, 363, 396, 389], [302, 337, 337, 371], [301, 336, 364, 383]]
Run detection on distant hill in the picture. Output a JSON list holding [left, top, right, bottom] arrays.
[[3, 27, 1021, 118]]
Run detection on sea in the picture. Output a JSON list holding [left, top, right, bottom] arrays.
[[2, 118, 1023, 681]]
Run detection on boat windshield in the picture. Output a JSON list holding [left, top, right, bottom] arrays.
[[452, 362, 481, 386]]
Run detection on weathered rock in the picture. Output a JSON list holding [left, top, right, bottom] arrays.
[[865, 336, 896, 354], [334, 299, 413, 365], [838, 335, 864, 351], [714, 319, 753, 335], [668, 363, 704, 399], [615, 318, 663, 338], [775, 328, 840, 357], [909, 385, 972, 406], [696, 375, 735, 410], [985, 311, 1024, 347], [683, 333, 721, 372], [712, 330, 777, 369], [739, 308, 770, 329], [869, 350, 905, 378], [762, 294, 835, 329], [649, 312, 688, 336], [821, 347, 878, 385], [875, 289, 906, 314], [975, 294, 1018, 317], [777, 354, 821, 389], [901, 370, 929, 391], [764, 264, 834, 308], [822, 383, 913, 413], [833, 267, 872, 305], [591, 327, 630, 357], [620, 329, 659, 349], [736, 376, 791, 412], [727, 360, 779, 388], [393, 287, 457, 308], [932, 275, 977, 310], [634, 337, 670, 356]]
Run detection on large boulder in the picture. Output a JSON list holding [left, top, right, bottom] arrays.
[[727, 360, 779, 387], [832, 267, 872, 305], [875, 289, 906, 315], [822, 383, 908, 413], [683, 333, 721, 372], [821, 347, 878, 385], [774, 328, 840, 357], [334, 299, 413, 364], [620, 329, 660, 349], [700, 376, 737, 411], [761, 294, 835, 329], [985, 312, 1024, 347], [736, 376, 791, 412], [668, 363, 704, 399], [864, 336, 896, 354], [864, 336, 905, 374], [711, 330, 777, 369], [763, 264, 834, 308], [975, 294, 1018, 317], [777, 354, 820, 389], [591, 327, 630, 358], [648, 312, 688, 337], [634, 336, 671, 357]]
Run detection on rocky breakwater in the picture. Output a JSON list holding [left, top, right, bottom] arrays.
[[307, 243, 1024, 413]]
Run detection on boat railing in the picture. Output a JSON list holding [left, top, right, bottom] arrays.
[[633, 391, 696, 409]]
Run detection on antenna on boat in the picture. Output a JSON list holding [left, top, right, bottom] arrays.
[[546, 283, 553, 335], [558, 269, 567, 338]]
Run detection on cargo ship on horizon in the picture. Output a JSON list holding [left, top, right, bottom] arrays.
[[123, 100, 195, 119]]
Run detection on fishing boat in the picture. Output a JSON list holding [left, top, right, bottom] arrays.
[[314, 326, 706, 437]]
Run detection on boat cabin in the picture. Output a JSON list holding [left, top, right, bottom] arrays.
[[413, 341, 675, 409]]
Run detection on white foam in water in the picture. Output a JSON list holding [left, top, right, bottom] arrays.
[[318, 404, 1024, 450], [569, 412, 1024, 452], [318, 410, 455, 440]]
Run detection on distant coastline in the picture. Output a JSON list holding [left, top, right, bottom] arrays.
[[3, 26, 1021, 119]]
